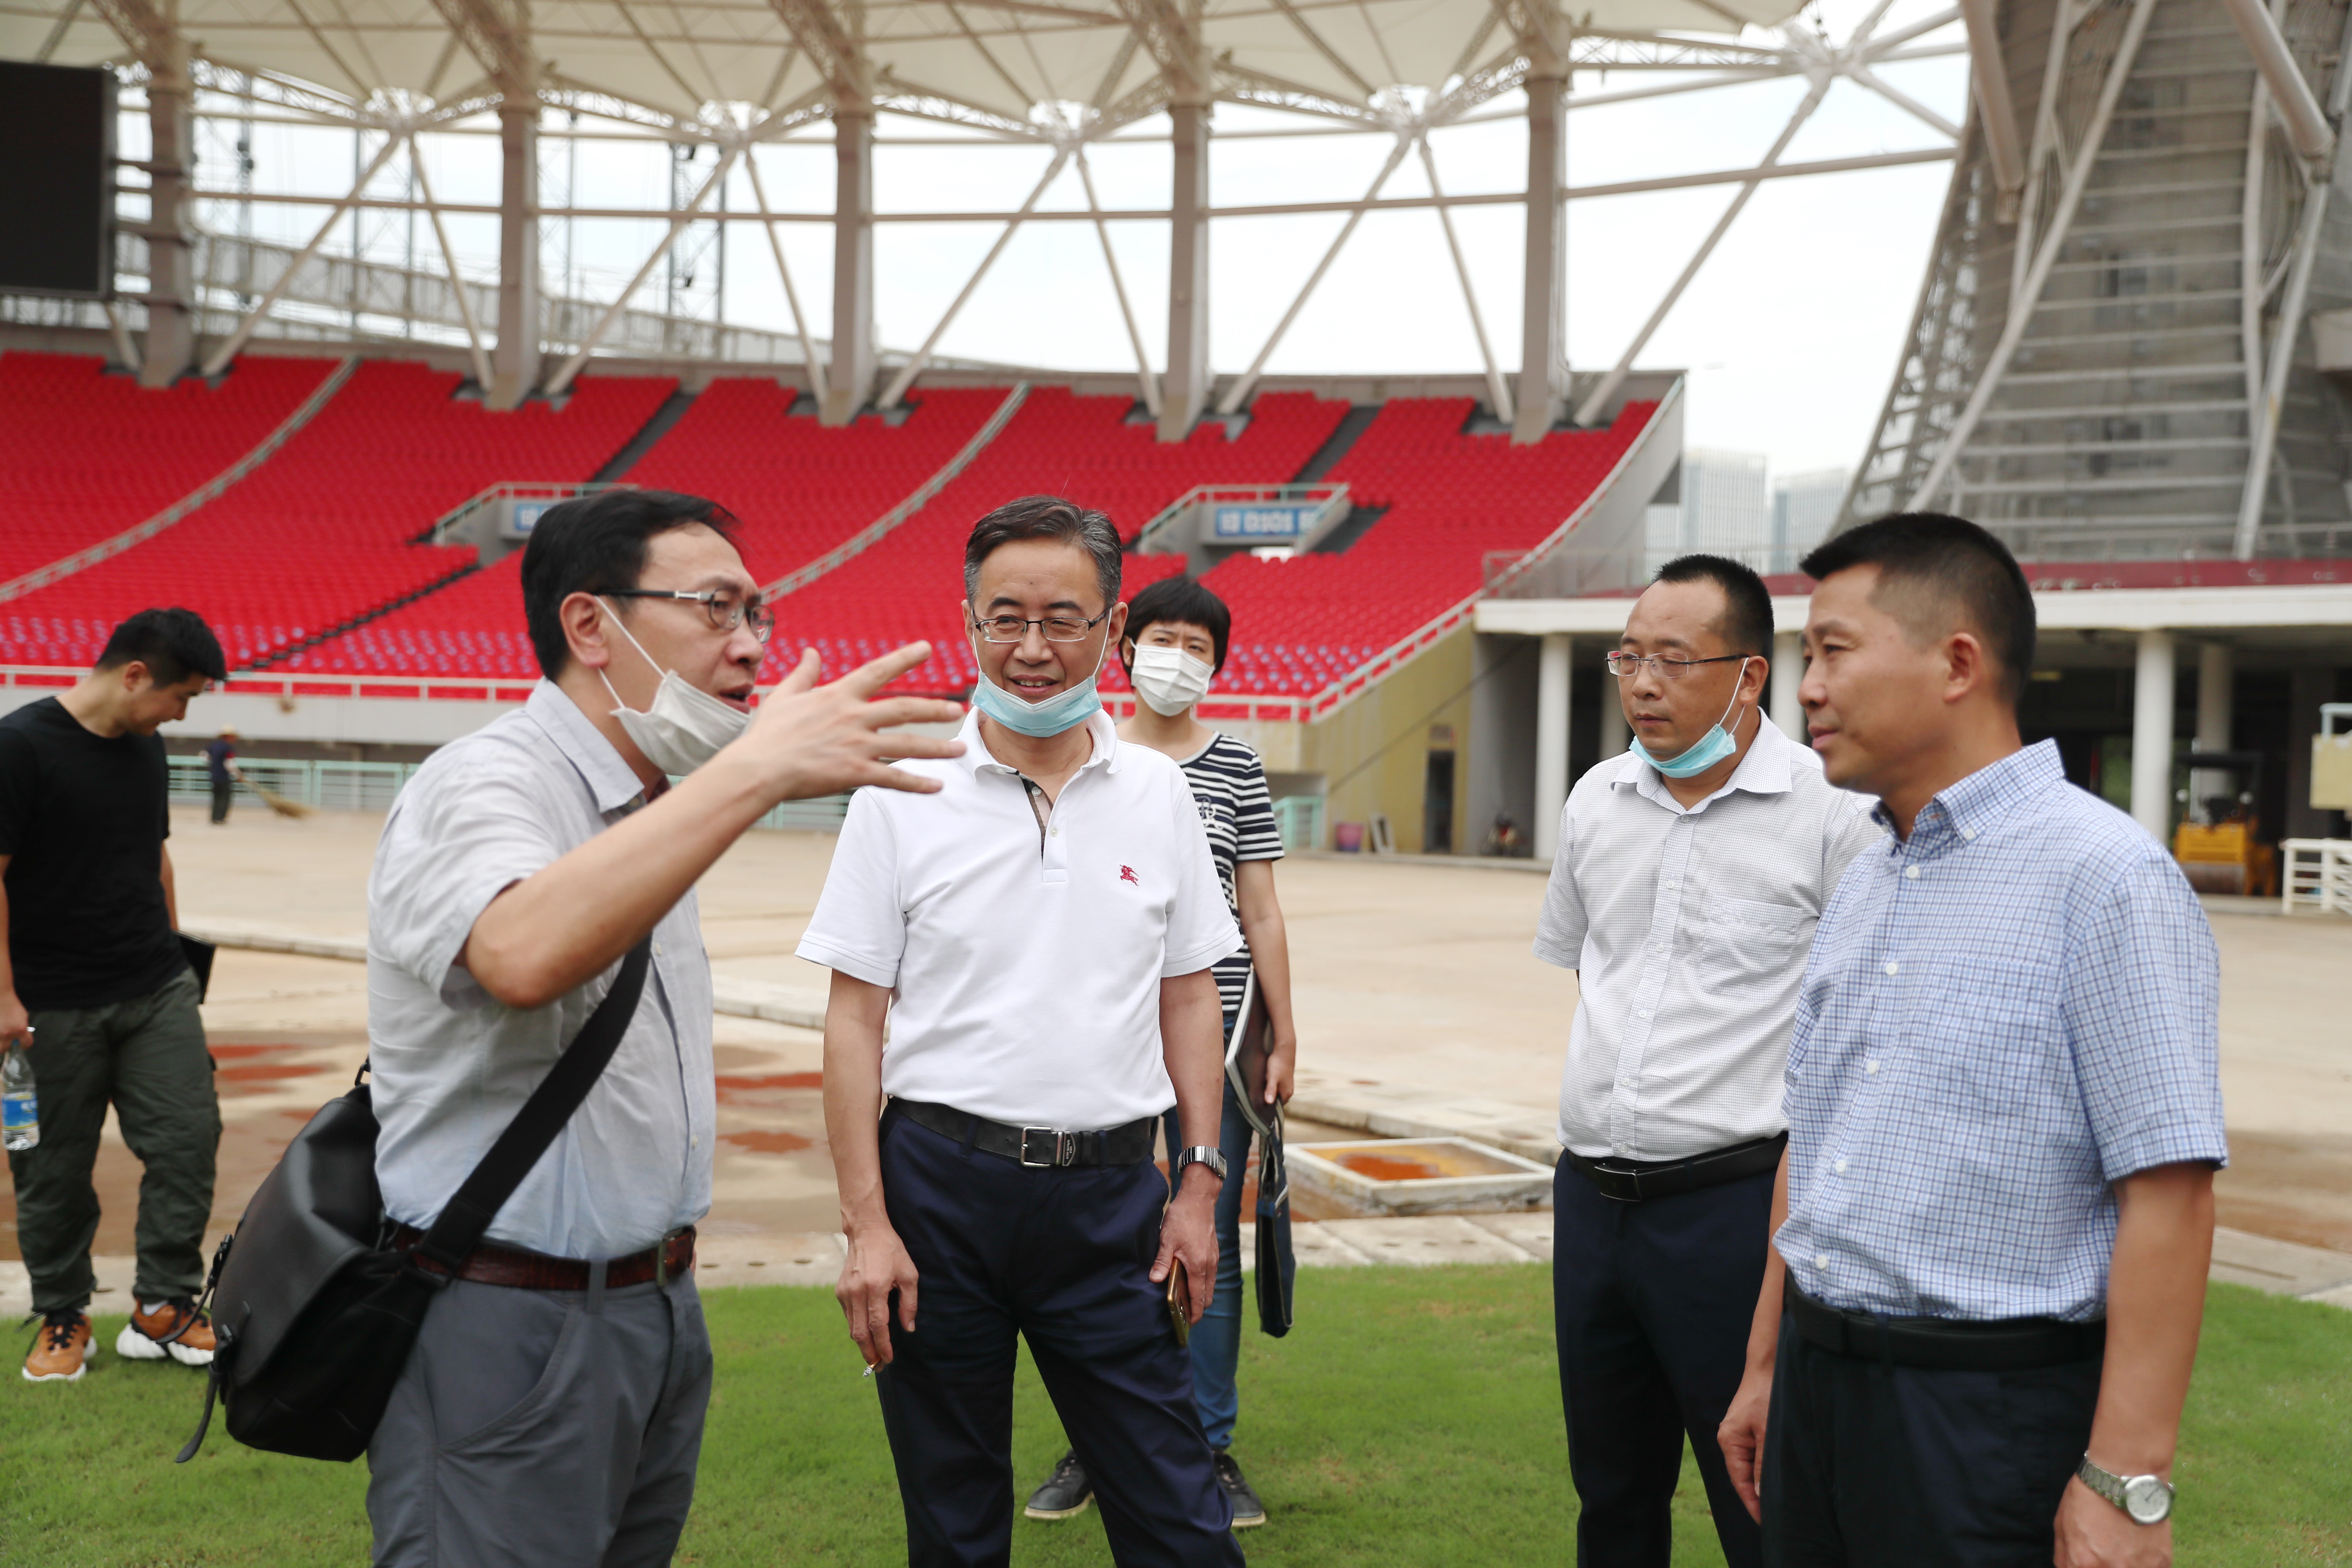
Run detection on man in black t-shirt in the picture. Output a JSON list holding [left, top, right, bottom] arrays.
[[3, 607, 228, 1384]]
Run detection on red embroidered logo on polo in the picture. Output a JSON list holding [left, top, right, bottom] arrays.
[[1118, 865, 1140, 885]]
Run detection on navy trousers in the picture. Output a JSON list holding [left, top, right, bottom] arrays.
[[1552, 1159, 1771, 1568], [1761, 1314, 2100, 1568], [874, 1105, 1243, 1568]]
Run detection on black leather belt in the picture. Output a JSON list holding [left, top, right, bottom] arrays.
[[891, 1098, 1156, 1168], [1562, 1131, 1786, 1203], [1786, 1281, 2106, 1372]]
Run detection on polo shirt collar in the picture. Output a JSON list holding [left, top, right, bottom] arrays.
[[1614, 707, 1796, 810], [958, 706, 1122, 778], [525, 679, 653, 814], [1879, 738, 2064, 850]]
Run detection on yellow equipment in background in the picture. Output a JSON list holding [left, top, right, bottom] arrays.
[[2174, 750, 2276, 897]]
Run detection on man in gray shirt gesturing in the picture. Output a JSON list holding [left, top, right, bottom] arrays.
[[1535, 555, 1879, 1568], [364, 489, 964, 1568]]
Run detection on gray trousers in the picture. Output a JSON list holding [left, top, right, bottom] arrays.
[[366, 1267, 714, 1568], [6, 968, 216, 1313]]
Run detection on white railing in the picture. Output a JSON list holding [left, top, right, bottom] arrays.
[[1272, 793, 1326, 851], [2282, 839, 2352, 915], [429, 481, 627, 545], [0, 358, 357, 604]]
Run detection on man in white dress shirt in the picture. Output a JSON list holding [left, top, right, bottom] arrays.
[[801, 495, 1245, 1568], [1534, 554, 1880, 1568], [364, 488, 963, 1568]]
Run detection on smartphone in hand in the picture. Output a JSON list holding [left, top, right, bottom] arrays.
[[1165, 1258, 1190, 1346]]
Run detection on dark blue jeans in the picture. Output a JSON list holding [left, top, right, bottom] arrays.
[[1160, 1077, 1256, 1452], [874, 1105, 1243, 1568], [1552, 1158, 1772, 1568]]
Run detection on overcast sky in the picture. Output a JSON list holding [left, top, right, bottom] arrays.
[[170, 0, 1968, 481]]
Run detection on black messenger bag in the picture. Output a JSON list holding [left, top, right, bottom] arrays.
[[177, 938, 652, 1464], [1223, 970, 1295, 1338]]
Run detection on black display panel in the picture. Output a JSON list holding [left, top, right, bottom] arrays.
[[0, 61, 117, 298]]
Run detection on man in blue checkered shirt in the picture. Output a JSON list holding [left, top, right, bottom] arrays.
[[1714, 514, 2226, 1568]]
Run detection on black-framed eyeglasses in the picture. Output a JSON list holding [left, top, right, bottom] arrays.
[[605, 588, 775, 643], [1605, 651, 1751, 680], [971, 608, 1112, 643]]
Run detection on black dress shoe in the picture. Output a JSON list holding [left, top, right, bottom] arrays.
[[1025, 1449, 1093, 1520], [1213, 1450, 1267, 1528]]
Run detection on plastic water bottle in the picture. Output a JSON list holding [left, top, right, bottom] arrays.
[[2, 1039, 35, 1152]]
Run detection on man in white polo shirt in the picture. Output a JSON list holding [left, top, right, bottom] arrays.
[[802, 495, 1245, 1568], [1534, 554, 1881, 1568]]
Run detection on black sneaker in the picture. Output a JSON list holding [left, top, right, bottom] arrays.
[[1024, 1449, 1092, 1520], [1213, 1450, 1266, 1528]]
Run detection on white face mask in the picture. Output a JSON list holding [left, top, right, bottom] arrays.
[[596, 600, 751, 775], [1129, 644, 1216, 717]]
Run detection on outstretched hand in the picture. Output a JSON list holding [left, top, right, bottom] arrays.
[[735, 642, 965, 803]]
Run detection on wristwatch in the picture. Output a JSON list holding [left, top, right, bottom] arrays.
[[1173, 1145, 1229, 1185], [2076, 1455, 2174, 1525]]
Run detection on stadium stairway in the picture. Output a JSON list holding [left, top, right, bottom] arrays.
[[0, 352, 347, 593], [0, 359, 676, 672], [282, 380, 1024, 683]]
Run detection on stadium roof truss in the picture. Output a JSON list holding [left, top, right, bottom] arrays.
[[6, 0, 1971, 439]]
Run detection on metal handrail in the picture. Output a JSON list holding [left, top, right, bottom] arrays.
[[1133, 481, 1350, 555]]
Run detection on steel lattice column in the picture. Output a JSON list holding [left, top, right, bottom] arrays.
[[1515, 67, 1568, 442], [490, 100, 540, 408]]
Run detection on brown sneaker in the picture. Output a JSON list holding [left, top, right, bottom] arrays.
[[23, 1309, 93, 1382], [117, 1298, 216, 1366]]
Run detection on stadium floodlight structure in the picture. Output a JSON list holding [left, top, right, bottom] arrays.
[[4, 0, 1970, 438], [1844, 0, 2352, 560]]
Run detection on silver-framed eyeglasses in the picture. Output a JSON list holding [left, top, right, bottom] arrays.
[[972, 608, 1112, 643], [604, 588, 775, 643], [1605, 651, 1752, 680]]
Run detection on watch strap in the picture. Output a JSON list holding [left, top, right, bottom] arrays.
[[1174, 1145, 1229, 1183], [2076, 1455, 2172, 1524]]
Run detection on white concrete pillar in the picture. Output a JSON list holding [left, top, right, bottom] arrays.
[[1514, 68, 1568, 444], [1770, 630, 1804, 740], [1599, 653, 1629, 757], [1534, 634, 1572, 860], [2189, 640, 2235, 823], [823, 106, 877, 425], [141, 29, 197, 386], [1161, 101, 1212, 442], [2131, 631, 2177, 841], [488, 99, 542, 409]]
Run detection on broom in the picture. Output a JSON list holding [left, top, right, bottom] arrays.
[[239, 774, 313, 819]]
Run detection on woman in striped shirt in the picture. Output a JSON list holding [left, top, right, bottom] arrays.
[[1022, 575, 1299, 1533]]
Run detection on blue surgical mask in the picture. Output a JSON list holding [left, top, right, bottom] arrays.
[[1633, 657, 1751, 778], [970, 637, 1108, 738]]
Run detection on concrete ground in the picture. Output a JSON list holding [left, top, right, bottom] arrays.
[[3, 802, 2347, 1307]]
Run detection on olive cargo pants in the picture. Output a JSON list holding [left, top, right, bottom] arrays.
[[6, 968, 218, 1314]]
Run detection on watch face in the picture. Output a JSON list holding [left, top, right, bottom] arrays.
[[2122, 1476, 2172, 1525]]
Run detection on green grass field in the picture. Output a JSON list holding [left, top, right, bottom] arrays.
[[3, 1270, 2347, 1565]]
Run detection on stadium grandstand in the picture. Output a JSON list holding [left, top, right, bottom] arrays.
[[1, 0, 2348, 870]]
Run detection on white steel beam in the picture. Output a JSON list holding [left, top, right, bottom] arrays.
[[2218, 0, 2334, 169], [199, 129, 409, 377], [1905, 0, 2158, 511], [1957, 0, 2026, 217], [544, 146, 742, 397], [407, 140, 496, 395], [1574, 72, 1832, 429], [744, 152, 828, 401], [1075, 147, 1161, 421], [1216, 133, 1416, 416], [826, 105, 878, 423], [2235, 176, 2331, 558], [876, 146, 1073, 410], [1419, 135, 1511, 426]]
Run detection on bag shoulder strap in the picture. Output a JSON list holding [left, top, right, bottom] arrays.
[[412, 938, 654, 1274]]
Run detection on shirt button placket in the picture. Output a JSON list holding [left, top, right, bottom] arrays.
[[1617, 821, 1688, 1151]]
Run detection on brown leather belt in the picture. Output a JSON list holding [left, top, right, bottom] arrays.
[[391, 1223, 696, 1291]]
